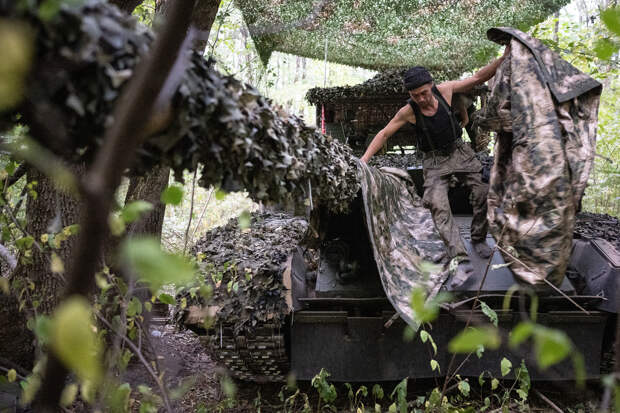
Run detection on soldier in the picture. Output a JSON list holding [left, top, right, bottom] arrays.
[[360, 46, 510, 283]]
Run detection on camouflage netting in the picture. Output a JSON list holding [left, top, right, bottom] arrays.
[[574, 213, 620, 250], [182, 211, 310, 334], [238, 0, 569, 75], [369, 153, 420, 170], [306, 69, 410, 105], [1, 1, 359, 213]]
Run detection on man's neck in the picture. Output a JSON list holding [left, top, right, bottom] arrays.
[[419, 96, 438, 115]]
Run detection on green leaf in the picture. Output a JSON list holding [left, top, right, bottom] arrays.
[[572, 352, 586, 389], [479, 301, 498, 327], [419, 329, 438, 355], [0, 278, 9, 294], [161, 185, 184, 205], [500, 357, 512, 377], [60, 383, 78, 407], [533, 327, 572, 369], [502, 285, 519, 311], [430, 359, 440, 372], [448, 326, 500, 353], [7, 369, 16, 383], [403, 325, 415, 342], [50, 253, 64, 273], [127, 297, 142, 317], [601, 6, 620, 36], [478, 372, 485, 386], [15, 235, 34, 250], [388, 403, 397, 413], [372, 384, 384, 400], [458, 380, 470, 397], [108, 214, 125, 236], [0, 22, 33, 112], [491, 378, 499, 390], [121, 237, 195, 291], [509, 321, 534, 348], [121, 201, 154, 224], [516, 360, 531, 393], [215, 188, 227, 200], [593, 38, 618, 60], [410, 287, 450, 323], [5, 161, 17, 175], [105, 383, 131, 413], [33, 315, 52, 345], [21, 375, 41, 405], [238, 210, 251, 230], [158, 293, 175, 305], [50, 296, 102, 385], [475, 344, 484, 359]]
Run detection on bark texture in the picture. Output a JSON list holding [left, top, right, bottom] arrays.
[[0, 165, 82, 367]]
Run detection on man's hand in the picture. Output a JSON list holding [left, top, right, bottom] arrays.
[[502, 43, 511, 58]]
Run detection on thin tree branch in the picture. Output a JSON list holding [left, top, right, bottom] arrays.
[[533, 389, 565, 413], [183, 168, 198, 254], [0, 356, 30, 377], [95, 312, 173, 412], [2, 163, 26, 192], [189, 187, 214, 247], [34, 1, 197, 409]]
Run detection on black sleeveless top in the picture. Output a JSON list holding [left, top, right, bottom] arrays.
[[407, 85, 462, 153]]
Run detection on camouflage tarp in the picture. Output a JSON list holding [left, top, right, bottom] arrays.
[[484, 27, 602, 286], [357, 162, 449, 329]]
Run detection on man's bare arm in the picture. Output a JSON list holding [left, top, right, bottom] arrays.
[[444, 44, 511, 95], [360, 106, 410, 163]]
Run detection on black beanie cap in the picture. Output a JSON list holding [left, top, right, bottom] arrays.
[[403, 66, 433, 91]]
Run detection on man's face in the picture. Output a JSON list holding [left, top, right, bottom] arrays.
[[408, 83, 434, 108]]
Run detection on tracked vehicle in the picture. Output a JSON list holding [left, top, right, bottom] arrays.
[[185, 162, 619, 383]]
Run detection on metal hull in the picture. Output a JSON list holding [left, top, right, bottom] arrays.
[[290, 309, 609, 381]]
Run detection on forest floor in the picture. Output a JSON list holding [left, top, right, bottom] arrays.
[[121, 323, 607, 413]]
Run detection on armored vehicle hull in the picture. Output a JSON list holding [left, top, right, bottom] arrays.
[[187, 168, 618, 383]]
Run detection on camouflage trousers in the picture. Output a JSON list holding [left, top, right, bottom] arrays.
[[422, 144, 489, 259]]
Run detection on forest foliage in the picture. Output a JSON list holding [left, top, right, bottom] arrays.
[[0, 0, 618, 412]]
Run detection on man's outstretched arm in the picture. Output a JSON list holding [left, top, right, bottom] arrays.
[[360, 106, 409, 163], [445, 44, 511, 94]]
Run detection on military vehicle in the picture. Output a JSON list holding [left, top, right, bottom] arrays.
[[183, 29, 617, 383], [183, 159, 619, 383]]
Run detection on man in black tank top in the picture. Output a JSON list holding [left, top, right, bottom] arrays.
[[360, 46, 509, 285]]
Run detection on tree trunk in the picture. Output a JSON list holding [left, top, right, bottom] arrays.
[[128, 0, 219, 239], [157, 0, 219, 52], [124, 165, 170, 238], [295, 56, 301, 82], [302, 56, 307, 80], [553, 11, 559, 44], [0, 165, 82, 367]]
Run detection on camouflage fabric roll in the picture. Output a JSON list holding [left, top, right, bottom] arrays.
[[357, 162, 449, 329], [485, 28, 602, 286]]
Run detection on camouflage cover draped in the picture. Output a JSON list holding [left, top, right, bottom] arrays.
[[484, 28, 602, 285], [357, 162, 449, 329]]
